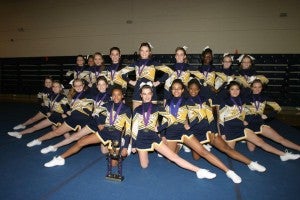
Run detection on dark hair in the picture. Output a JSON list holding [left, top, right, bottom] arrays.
[[175, 47, 188, 63], [111, 85, 124, 94], [76, 55, 85, 61], [110, 47, 121, 55], [250, 79, 263, 88], [88, 55, 94, 60], [201, 47, 213, 65], [227, 81, 241, 90], [139, 42, 152, 52], [139, 84, 153, 93], [97, 76, 108, 85], [239, 54, 254, 67], [171, 79, 185, 91], [188, 78, 201, 89]]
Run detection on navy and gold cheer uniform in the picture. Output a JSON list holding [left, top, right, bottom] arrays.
[[131, 103, 176, 151], [156, 62, 190, 100], [37, 87, 53, 116], [92, 101, 132, 149], [122, 59, 169, 101], [245, 92, 281, 133], [64, 90, 94, 130], [47, 93, 70, 126], [219, 96, 250, 142], [186, 95, 216, 143], [163, 97, 191, 142], [235, 68, 268, 88]]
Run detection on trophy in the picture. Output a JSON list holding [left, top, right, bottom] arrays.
[[105, 139, 124, 181], [211, 105, 221, 135]]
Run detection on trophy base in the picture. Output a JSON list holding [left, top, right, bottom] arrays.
[[106, 174, 124, 182]]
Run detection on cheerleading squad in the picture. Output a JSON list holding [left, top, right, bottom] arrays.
[[7, 43, 300, 184]]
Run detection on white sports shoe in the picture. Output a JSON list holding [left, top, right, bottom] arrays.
[[182, 145, 191, 153], [40, 145, 57, 154], [280, 150, 300, 161], [196, 169, 216, 179], [26, 139, 42, 147], [203, 144, 212, 152], [44, 156, 65, 167], [13, 124, 26, 130], [7, 131, 22, 139], [248, 161, 266, 172], [226, 170, 242, 184]]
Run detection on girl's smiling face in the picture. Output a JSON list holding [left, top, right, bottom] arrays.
[[171, 82, 184, 97], [188, 83, 200, 97], [229, 85, 240, 97]]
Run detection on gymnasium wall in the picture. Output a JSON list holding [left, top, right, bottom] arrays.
[[0, 0, 300, 57]]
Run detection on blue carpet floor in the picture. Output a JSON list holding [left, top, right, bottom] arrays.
[[0, 102, 299, 200]]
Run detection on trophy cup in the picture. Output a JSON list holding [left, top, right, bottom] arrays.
[[211, 105, 221, 135], [105, 139, 124, 181]]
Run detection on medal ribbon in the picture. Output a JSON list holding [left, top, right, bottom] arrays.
[[142, 103, 152, 126], [230, 97, 243, 113], [109, 103, 123, 126], [170, 98, 182, 117]]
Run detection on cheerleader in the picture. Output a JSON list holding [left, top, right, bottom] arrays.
[[12, 76, 53, 130], [163, 79, 241, 183], [156, 47, 190, 102], [88, 52, 106, 87], [122, 42, 169, 110], [40, 76, 111, 154], [103, 47, 128, 94], [219, 81, 300, 161], [65, 55, 90, 86], [190, 46, 216, 96], [44, 86, 131, 167], [8, 81, 69, 139], [87, 55, 95, 68], [215, 54, 235, 87], [245, 79, 300, 152], [26, 78, 94, 147], [130, 83, 216, 180], [235, 54, 268, 88], [186, 79, 266, 172]]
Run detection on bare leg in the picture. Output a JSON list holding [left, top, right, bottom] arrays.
[[20, 119, 52, 135], [22, 112, 45, 126], [138, 150, 150, 168], [247, 141, 256, 151], [37, 123, 73, 142], [209, 134, 252, 165], [100, 144, 109, 154], [244, 129, 285, 156], [261, 126, 300, 151], [61, 133, 101, 159], [192, 150, 201, 160], [183, 136, 229, 172], [52, 126, 92, 149], [164, 141, 178, 153], [154, 143, 200, 172]]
